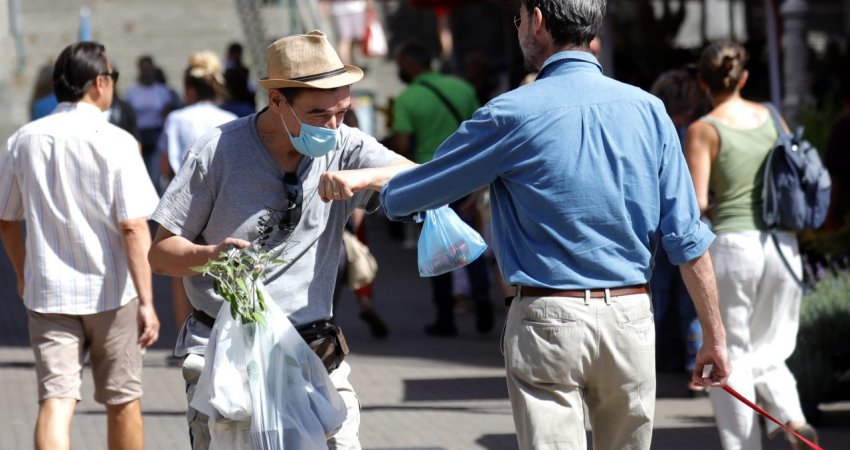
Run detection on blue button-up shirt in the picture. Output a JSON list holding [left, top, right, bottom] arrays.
[[381, 51, 714, 289]]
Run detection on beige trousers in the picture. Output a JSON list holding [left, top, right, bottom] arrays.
[[503, 290, 656, 450]]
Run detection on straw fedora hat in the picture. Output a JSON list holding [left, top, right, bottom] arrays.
[[259, 30, 363, 90]]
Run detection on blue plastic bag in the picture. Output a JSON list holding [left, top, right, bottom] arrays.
[[417, 206, 488, 277]]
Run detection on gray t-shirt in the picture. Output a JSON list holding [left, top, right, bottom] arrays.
[[151, 113, 402, 356]]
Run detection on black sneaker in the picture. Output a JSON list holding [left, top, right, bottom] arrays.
[[360, 309, 389, 339]]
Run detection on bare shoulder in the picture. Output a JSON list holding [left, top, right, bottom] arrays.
[[686, 120, 719, 147]]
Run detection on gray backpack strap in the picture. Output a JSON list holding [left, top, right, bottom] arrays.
[[763, 102, 786, 137], [769, 230, 809, 293]]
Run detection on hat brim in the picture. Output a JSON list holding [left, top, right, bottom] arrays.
[[258, 65, 364, 90]]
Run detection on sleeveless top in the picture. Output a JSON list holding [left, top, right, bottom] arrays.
[[700, 115, 778, 234]]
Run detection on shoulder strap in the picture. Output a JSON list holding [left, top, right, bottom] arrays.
[[761, 103, 785, 230], [763, 102, 786, 138], [770, 230, 810, 293], [417, 79, 464, 125]]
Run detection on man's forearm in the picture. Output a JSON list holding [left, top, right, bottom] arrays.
[[366, 159, 418, 191], [0, 220, 25, 283], [120, 218, 154, 306], [679, 251, 726, 346], [149, 227, 235, 277]]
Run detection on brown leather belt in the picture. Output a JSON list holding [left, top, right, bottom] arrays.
[[518, 284, 649, 299]]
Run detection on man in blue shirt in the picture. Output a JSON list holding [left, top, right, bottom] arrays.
[[379, 1, 731, 448]]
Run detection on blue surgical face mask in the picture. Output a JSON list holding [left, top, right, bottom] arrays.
[[280, 101, 338, 158]]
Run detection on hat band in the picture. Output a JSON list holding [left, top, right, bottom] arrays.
[[290, 67, 347, 83]]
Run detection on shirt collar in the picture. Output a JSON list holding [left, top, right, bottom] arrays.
[[537, 51, 602, 80], [54, 101, 107, 118], [412, 71, 437, 84]]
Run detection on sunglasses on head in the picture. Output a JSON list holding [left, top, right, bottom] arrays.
[[279, 172, 303, 233], [100, 70, 119, 82]]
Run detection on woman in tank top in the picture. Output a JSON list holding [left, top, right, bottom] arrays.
[[684, 41, 818, 450]]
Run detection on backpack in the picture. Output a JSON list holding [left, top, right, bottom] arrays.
[[762, 103, 832, 290], [762, 103, 832, 231]]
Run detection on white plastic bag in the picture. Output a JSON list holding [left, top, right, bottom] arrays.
[[191, 304, 253, 421], [195, 283, 347, 449], [362, 11, 388, 57], [244, 290, 347, 449]]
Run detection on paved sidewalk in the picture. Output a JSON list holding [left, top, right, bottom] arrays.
[[1, 216, 848, 449]]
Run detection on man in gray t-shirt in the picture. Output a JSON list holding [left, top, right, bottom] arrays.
[[148, 31, 415, 450]]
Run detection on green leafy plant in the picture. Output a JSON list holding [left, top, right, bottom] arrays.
[[796, 99, 842, 158], [192, 248, 285, 325], [788, 270, 850, 416]]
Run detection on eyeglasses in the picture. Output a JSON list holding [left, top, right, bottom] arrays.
[[100, 70, 119, 82], [513, 15, 521, 30], [279, 173, 303, 233]]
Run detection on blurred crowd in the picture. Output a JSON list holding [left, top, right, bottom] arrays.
[[21, 0, 850, 374], [6, 0, 850, 448]]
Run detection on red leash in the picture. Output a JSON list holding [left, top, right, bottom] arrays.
[[722, 384, 823, 450]]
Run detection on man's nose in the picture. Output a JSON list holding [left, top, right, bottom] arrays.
[[326, 116, 339, 130]]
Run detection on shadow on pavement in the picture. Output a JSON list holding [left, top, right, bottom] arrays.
[[404, 376, 507, 402]]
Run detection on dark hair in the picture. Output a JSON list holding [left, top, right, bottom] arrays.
[[697, 41, 749, 95], [518, 0, 606, 47], [650, 68, 705, 119], [274, 87, 316, 105], [224, 67, 251, 103], [138, 55, 153, 67], [228, 42, 243, 58], [396, 41, 433, 70], [53, 42, 109, 102], [30, 63, 55, 112]]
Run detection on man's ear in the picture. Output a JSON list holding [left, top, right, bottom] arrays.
[[269, 90, 284, 112], [91, 74, 108, 98], [531, 6, 545, 35]]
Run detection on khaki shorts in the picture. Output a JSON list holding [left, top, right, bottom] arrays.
[[27, 299, 143, 405]]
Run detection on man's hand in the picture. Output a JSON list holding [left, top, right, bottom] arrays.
[[211, 238, 251, 257], [137, 301, 160, 348], [691, 343, 731, 388], [319, 160, 418, 203], [149, 225, 251, 277], [319, 170, 369, 203]]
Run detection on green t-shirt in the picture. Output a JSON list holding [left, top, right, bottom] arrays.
[[702, 116, 777, 234], [391, 71, 480, 163]]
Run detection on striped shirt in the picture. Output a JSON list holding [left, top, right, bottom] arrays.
[[0, 102, 160, 314]]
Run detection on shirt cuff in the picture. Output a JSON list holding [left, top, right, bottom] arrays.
[[662, 221, 716, 265]]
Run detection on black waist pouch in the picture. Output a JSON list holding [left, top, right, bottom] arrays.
[[295, 320, 350, 373]]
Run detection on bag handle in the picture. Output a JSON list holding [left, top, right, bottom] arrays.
[[418, 79, 464, 125]]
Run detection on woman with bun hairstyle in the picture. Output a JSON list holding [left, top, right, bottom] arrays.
[[160, 51, 237, 180], [159, 51, 237, 343], [684, 41, 818, 450]]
